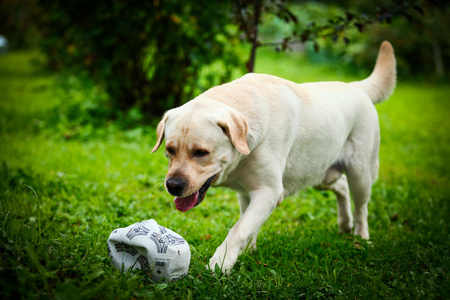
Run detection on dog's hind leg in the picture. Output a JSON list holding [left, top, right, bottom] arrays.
[[316, 169, 353, 234], [345, 130, 380, 240], [346, 167, 373, 240]]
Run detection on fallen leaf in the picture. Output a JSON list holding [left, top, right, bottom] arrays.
[[201, 234, 211, 240]]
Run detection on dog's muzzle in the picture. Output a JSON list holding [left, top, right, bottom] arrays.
[[166, 177, 187, 196], [170, 174, 217, 212]]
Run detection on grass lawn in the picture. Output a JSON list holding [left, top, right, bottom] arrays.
[[0, 50, 449, 299]]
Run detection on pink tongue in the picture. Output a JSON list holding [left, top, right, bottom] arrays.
[[174, 191, 199, 212]]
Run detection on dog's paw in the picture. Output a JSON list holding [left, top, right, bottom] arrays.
[[208, 243, 238, 275], [354, 221, 370, 240], [208, 256, 233, 275], [338, 215, 353, 234], [338, 219, 353, 234]]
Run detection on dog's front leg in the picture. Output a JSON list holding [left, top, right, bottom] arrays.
[[238, 193, 258, 252], [209, 187, 282, 274]]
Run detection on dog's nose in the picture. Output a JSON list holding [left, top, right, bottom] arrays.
[[166, 177, 187, 196]]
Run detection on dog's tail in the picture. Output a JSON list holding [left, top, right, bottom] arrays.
[[350, 41, 396, 104]]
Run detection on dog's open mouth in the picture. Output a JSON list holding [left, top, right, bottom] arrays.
[[174, 174, 217, 212]]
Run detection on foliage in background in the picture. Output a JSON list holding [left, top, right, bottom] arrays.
[[37, 0, 242, 121], [0, 0, 41, 49], [351, 1, 450, 79], [233, 0, 431, 72], [1, 0, 446, 125], [256, 0, 449, 80]]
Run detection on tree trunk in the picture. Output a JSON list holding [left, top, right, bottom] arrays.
[[246, 0, 262, 73], [433, 41, 444, 78]]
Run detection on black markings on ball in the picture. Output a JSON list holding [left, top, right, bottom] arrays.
[[114, 242, 139, 256], [125, 222, 150, 240]]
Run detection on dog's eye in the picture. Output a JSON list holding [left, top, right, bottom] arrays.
[[193, 149, 209, 158], [166, 147, 175, 156]]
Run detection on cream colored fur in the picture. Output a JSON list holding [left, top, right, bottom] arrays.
[[152, 41, 396, 274]]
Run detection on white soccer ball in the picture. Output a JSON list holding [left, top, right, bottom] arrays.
[[107, 219, 191, 282]]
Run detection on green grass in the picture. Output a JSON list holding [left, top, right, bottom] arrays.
[[0, 51, 449, 299]]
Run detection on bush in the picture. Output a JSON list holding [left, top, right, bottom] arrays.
[[38, 0, 243, 120]]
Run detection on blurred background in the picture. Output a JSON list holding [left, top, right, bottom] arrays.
[[1, 0, 448, 129]]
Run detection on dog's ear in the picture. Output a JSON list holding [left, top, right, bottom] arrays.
[[152, 114, 168, 153], [218, 110, 250, 155]]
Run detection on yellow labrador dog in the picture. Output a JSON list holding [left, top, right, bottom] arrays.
[[152, 41, 396, 274]]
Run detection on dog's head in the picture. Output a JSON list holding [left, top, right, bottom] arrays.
[[152, 99, 250, 212]]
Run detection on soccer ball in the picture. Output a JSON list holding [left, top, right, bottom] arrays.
[[108, 219, 190, 282]]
